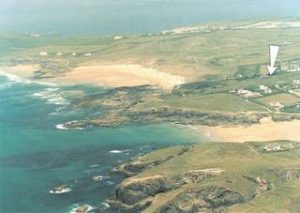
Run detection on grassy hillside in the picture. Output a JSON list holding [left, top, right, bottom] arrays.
[[108, 141, 300, 213], [1, 20, 299, 213], [1, 25, 300, 81], [1, 21, 299, 129]]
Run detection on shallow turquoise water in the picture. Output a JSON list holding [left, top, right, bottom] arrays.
[[0, 74, 199, 212]]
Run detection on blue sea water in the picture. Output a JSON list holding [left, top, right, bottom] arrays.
[[0, 0, 299, 35], [0, 74, 199, 213]]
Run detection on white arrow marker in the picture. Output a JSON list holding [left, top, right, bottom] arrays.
[[267, 45, 280, 75]]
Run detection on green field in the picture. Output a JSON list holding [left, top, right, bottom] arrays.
[[255, 93, 300, 107], [135, 93, 267, 112], [1, 26, 300, 81]]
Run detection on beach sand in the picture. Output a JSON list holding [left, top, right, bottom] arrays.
[[195, 117, 300, 143], [1, 63, 185, 89], [51, 64, 185, 89], [0, 64, 40, 77]]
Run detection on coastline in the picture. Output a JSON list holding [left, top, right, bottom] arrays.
[[0, 64, 40, 77], [1, 66, 299, 144], [49, 64, 185, 90], [0, 64, 185, 90]]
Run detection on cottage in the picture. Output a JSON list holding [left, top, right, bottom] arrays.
[[259, 85, 272, 94], [263, 144, 281, 152], [236, 89, 261, 98], [84, 53, 92, 57], [39, 51, 48, 56], [114, 36, 123, 40], [281, 60, 300, 72], [269, 102, 284, 111]]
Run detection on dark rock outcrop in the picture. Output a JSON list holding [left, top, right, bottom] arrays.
[[108, 169, 223, 212], [158, 187, 245, 213], [115, 146, 192, 176], [107, 175, 173, 211]]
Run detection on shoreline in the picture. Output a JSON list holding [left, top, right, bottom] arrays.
[[50, 64, 185, 90], [0, 64, 40, 77], [0, 63, 185, 90], [2, 65, 300, 144], [0, 67, 57, 87]]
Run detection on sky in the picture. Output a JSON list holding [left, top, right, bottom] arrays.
[[0, 0, 299, 35]]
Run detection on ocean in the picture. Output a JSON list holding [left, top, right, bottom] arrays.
[[0, 73, 199, 212], [0, 0, 299, 35]]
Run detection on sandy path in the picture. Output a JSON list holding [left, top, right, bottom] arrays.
[[195, 118, 300, 142]]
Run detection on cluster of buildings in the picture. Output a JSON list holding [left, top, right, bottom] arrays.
[[231, 89, 261, 98], [263, 142, 300, 153], [269, 102, 284, 111], [161, 21, 300, 35], [259, 85, 273, 94], [280, 60, 300, 72], [230, 84, 274, 99], [39, 51, 92, 57]]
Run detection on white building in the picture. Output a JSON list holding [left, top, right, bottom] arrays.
[[114, 36, 123, 40], [281, 61, 300, 72], [84, 53, 92, 57], [263, 144, 281, 152], [259, 85, 272, 94], [39, 51, 48, 56]]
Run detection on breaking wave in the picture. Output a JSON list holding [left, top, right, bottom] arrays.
[[32, 88, 69, 105], [0, 71, 57, 87]]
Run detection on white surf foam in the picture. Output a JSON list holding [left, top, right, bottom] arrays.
[[49, 186, 72, 194], [101, 202, 110, 209], [32, 88, 69, 105], [92, 175, 110, 182], [55, 120, 85, 130], [0, 70, 57, 87], [0, 81, 14, 90], [109, 149, 130, 154], [55, 123, 69, 130], [69, 204, 94, 213]]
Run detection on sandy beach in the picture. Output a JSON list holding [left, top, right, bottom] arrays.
[[51, 64, 185, 89], [195, 118, 300, 143], [1, 63, 185, 90], [0, 64, 40, 77]]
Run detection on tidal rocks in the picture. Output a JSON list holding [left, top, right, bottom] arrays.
[[117, 160, 159, 176], [108, 169, 224, 212], [107, 142, 300, 212], [172, 169, 224, 185], [115, 175, 173, 205], [107, 175, 173, 211], [115, 146, 192, 176]]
